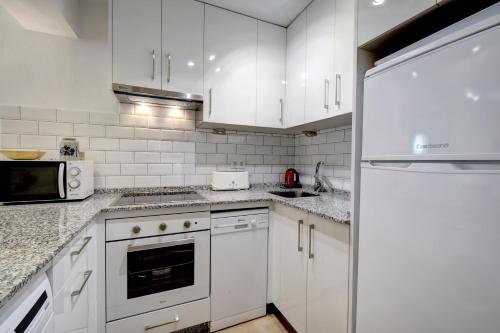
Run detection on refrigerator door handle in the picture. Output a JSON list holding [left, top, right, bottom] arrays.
[[364, 161, 500, 173]]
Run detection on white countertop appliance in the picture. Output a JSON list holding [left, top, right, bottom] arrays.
[[357, 4, 500, 333], [0, 160, 94, 204], [210, 209, 269, 331], [211, 171, 249, 190], [0, 273, 54, 333]]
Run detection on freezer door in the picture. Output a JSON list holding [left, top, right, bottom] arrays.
[[357, 162, 500, 333], [362, 23, 500, 160]]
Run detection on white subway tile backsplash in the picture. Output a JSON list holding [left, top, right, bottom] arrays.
[[256, 146, 272, 155], [74, 124, 105, 137], [161, 175, 184, 187], [161, 130, 186, 141], [39, 122, 73, 136], [106, 176, 134, 188], [147, 140, 172, 152], [1, 134, 19, 148], [217, 143, 236, 154], [161, 153, 184, 164], [121, 164, 147, 175], [21, 107, 57, 121], [135, 128, 162, 140], [85, 151, 106, 163], [106, 151, 134, 163], [196, 142, 216, 154], [90, 138, 119, 151], [57, 110, 89, 123], [120, 114, 148, 127], [148, 164, 173, 175], [135, 176, 161, 188], [90, 112, 119, 125], [237, 144, 255, 155], [135, 152, 161, 163], [95, 164, 121, 176], [263, 136, 280, 146], [247, 135, 263, 145], [173, 141, 195, 153], [120, 139, 148, 152], [20, 135, 56, 149], [0, 105, 20, 119], [2, 120, 38, 134], [185, 175, 206, 186], [228, 134, 246, 144], [246, 155, 263, 165], [184, 153, 195, 164], [106, 126, 134, 138], [206, 153, 226, 164], [206, 133, 227, 144]]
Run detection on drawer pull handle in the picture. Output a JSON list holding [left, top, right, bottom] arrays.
[[297, 220, 304, 252], [132, 226, 141, 234], [71, 236, 92, 256], [309, 224, 315, 259], [145, 315, 180, 331], [71, 270, 92, 297]]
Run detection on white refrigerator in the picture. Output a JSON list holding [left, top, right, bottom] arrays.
[[357, 4, 500, 333]]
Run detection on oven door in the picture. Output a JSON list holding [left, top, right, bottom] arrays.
[[105, 230, 210, 321], [0, 161, 66, 203]]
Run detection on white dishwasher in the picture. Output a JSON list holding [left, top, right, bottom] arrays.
[[210, 208, 269, 332]]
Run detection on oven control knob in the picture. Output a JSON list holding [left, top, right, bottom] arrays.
[[132, 226, 141, 234], [159, 223, 167, 231], [69, 167, 81, 177], [184, 221, 191, 228], [69, 179, 81, 189]]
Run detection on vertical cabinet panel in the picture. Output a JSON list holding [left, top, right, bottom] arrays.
[[305, 0, 335, 123], [306, 215, 350, 333], [256, 21, 287, 128], [204, 5, 257, 126], [285, 11, 307, 128], [272, 204, 309, 333], [358, 0, 436, 46], [112, 0, 162, 89], [162, 0, 204, 95], [333, 0, 355, 115]]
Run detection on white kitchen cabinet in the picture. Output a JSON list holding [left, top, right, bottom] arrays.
[[285, 11, 307, 128], [271, 204, 309, 333], [270, 203, 350, 333], [112, 0, 162, 89], [332, 0, 356, 115], [162, 0, 204, 95], [204, 5, 257, 126], [358, 0, 436, 46], [305, 0, 335, 123], [256, 21, 287, 128], [306, 214, 349, 333]]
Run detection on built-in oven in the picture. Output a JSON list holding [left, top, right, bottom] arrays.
[[105, 211, 210, 322]]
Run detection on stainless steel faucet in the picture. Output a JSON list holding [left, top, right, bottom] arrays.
[[313, 161, 334, 193]]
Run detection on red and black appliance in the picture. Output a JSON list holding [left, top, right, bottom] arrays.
[[284, 168, 301, 188]]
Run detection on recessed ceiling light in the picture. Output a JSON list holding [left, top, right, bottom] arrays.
[[215, 67, 221, 73], [209, 54, 216, 61], [472, 46, 481, 54], [187, 61, 195, 67], [372, 0, 385, 6]]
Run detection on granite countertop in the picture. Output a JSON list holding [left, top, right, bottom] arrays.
[[0, 186, 350, 310]]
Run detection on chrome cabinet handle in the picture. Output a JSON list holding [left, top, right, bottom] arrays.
[[166, 53, 171, 83], [151, 50, 156, 81], [279, 99, 284, 123], [335, 74, 341, 107], [145, 315, 180, 331], [309, 224, 315, 259], [298, 220, 304, 252], [208, 88, 213, 117], [324, 79, 330, 110], [71, 236, 92, 256], [71, 270, 92, 297]]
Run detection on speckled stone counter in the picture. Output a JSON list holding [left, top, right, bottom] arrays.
[[0, 193, 120, 309], [0, 186, 349, 310]]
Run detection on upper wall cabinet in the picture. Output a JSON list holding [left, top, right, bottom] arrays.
[[112, 0, 204, 95], [256, 21, 287, 128], [358, 0, 437, 46], [162, 0, 204, 95], [112, 0, 162, 89], [285, 11, 307, 128], [204, 5, 258, 126]]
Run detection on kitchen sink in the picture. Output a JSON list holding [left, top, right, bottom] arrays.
[[268, 191, 319, 198]]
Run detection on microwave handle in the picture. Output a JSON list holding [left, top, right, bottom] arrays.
[[58, 163, 66, 198]]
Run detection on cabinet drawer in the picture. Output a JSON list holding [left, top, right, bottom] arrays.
[[106, 298, 210, 333], [53, 269, 92, 333], [106, 211, 210, 241], [48, 230, 92, 296]]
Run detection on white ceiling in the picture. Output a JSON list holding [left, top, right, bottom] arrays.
[[200, 0, 312, 27]]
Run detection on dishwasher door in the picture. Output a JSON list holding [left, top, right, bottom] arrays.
[[210, 210, 269, 332]]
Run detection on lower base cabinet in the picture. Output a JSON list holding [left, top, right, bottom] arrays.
[[270, 203, 350, 333]]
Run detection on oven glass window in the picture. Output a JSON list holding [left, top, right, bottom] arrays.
[[127, 242, 195, 299]]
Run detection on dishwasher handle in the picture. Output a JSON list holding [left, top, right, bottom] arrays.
[[212, 219, 268, 234]]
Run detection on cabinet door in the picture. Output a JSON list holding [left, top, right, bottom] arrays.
[[256, 21, 286, 128], [285, 11, 307, 128], [86, 224, 97, 333], [306, 215, 350, 333], [162, 0, 204, 95], [272, 204, 308, 333], [112, 0, 162, 89], [333, 0, 355, 115], [305, 0, 335, 123], [358, 0, 436, 46], [204, 5, 257, 125]]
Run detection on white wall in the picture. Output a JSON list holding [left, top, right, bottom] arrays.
[[0, 0, 117, 113]]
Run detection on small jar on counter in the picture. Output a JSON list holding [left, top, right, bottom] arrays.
[[59, 137, 80, 160]]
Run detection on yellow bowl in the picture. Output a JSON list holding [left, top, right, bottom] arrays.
[[0, 150, 46, 160]]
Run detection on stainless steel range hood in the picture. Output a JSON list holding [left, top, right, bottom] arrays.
[[113, 84, 203, 111]]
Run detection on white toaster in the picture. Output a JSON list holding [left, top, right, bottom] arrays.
[[211, 171, 250, 190]]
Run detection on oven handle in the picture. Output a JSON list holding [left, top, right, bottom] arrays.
[[58, 162, 65, 198], [145, 315, 180, 331], [127, 237, 195, 253]]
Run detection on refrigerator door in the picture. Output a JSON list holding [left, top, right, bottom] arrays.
[[362, 21, 500, 161], [357, 162, 500, 333]]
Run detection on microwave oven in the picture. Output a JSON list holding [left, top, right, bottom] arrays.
[[0, 160, 94, 204]]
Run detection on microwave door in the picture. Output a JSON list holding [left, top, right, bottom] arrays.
[[0, 161, 66, 203]]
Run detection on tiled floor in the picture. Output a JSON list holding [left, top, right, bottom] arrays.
[[217, 315, 287, 333]]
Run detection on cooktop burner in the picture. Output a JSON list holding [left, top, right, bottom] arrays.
[[112, 191, 207, 206]]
